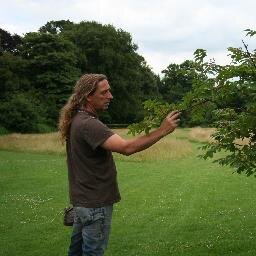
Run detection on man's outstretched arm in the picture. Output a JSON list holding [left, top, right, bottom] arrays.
[[102, 111, 181, 156]]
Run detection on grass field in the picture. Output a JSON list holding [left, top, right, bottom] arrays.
[[0, 128, 256, 256]]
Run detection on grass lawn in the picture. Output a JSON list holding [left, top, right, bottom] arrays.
[[0, 128, 256, 255]]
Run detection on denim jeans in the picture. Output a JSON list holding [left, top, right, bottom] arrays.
[[68, 205, 113, 256]]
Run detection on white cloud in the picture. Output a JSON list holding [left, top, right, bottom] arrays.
[[140, 50, 194, 74], [0, 0, 255, 74]]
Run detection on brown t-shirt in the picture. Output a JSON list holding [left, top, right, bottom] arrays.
[[66, 111, 121, 207]]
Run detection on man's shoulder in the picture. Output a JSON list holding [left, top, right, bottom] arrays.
[[71, 113, 114, 149], [73, 113, 108, 130], [73, 112, 96, 124]]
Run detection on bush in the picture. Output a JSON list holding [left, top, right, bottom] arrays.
[[0, 126, 9, 135], [36, 123, 56, 133], [0, 93, 41, 133]]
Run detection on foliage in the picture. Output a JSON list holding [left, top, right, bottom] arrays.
[[0, 126, 9, 135], [20, 32, 81, 126], [60, 21, 160, 123], [0, 52, 30, 99], [130, 30, 256, 176], [39, 20, 74, 34], [128, 100, 172, 135], [160, 60, 201, 103], [0, 21, 160, 131], [159, 60, 212, 126], [0, 28, 21, 54], [191, 32, 256, 176], [0, 93, 43, 133]]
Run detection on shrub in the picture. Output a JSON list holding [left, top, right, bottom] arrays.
[[0, 93, 41, 133]]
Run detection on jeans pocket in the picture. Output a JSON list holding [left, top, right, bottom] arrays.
[[75, 207, 93, 226], [92, 207, 105, 222], [89, 208, 106, 241]]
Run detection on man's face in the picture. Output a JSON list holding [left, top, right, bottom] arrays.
[[87, 79, 113, 112]]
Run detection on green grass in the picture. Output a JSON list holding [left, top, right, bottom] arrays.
[[1, 133, 256, 255]]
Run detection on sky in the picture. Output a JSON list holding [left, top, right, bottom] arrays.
[[1, 0, 256, 75]]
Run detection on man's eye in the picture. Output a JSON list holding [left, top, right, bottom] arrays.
[[103, 90, 109, 95]]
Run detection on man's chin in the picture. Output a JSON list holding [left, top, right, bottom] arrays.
[[98, 105, 109, 111], [104, 104, 110, 109]]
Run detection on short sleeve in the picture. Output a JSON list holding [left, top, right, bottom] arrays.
[[81, 118, 114, 150]]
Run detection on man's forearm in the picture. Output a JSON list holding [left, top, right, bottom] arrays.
[[102, 111, 180, 155], [123, 128, 166, 155]]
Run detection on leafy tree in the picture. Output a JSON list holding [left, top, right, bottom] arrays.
[[130, 30, 256, 176], [20, 32, 81, 126], [60, 21, 160, 123], [0, 52, 30, 99], [0, 51, 52, 133], [37, 20, 161, 123], [0, 29, 35, 133], [189, 31, 256, 176], [159, 60, 212, 126], [160, 60, 201, 103], [0, 28, 21, 54], [0, 93, 43, 133], [1, 21, 160, 130], [39, 20, 74, 34]]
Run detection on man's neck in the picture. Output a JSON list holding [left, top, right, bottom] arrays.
[[82, 104, 97, 116]]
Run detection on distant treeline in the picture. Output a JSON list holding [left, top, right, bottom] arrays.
[[0, 20, 203, 133]]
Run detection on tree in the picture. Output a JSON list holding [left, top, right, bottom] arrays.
[[188, 31, 256, 176], [37, 20, 161, 124], [1, 21, 161, 131], [160, 60, 200, 103], [39, 20, 74, 34], [0, 93, 43, 133], [0, 29, 38, 133], [20, 32, 81, 126], [0, 52, 29, 99], [0, 28, 22, 54], [60, 21, 160, 123], [159, 60, 212, 126], [130, 30, 256, 176]]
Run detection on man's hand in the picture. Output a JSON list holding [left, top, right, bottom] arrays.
[[159, 110, 181, 136]]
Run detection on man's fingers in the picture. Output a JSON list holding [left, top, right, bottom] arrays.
[[167, 110, 180, 118], [167, 111, 181, 121]]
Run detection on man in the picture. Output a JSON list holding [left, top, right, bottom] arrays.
[[58, 74, 180, 256]]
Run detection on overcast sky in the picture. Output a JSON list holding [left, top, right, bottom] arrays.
[[1, 0, 255, 75]]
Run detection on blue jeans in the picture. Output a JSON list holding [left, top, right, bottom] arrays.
[[68, 206, 113, 256]]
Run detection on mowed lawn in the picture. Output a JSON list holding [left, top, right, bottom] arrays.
[[0, 128, 256, 256]]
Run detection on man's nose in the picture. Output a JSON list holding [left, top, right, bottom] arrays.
[[108, 92, 113, 99]]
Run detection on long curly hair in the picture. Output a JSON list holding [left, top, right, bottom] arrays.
[[58, 73, 107, 142]]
